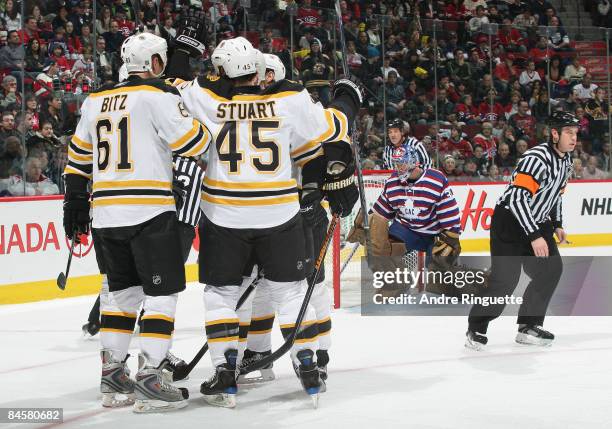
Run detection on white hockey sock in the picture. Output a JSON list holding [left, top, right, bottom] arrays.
[[311, 281, 332, 351], [204, 284, 241, 367], [267, 279, 318, 367], [100, 285, 144, 361], [246, 280, 275, 353], [139, 294, 178, 367], [236, 276, 256, 363]]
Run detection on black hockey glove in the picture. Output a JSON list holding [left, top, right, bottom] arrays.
[[300, 184, 323, 225], [175, 7, 207, 57], [323, 161, 359, 218], [172, 177, 187, 212], [63, 191, 90, 241], [331, 76, 365, 108]]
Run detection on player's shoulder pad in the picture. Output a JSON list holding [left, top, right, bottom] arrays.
[[196, 73, 234, 98], [88, 81, 118, 95], [91, 77, 181, 96], [260, 79, 305, 96]]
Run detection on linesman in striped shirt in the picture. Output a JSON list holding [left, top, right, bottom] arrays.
[[466, 111, 577, 351], [382, 118, 432, 170]]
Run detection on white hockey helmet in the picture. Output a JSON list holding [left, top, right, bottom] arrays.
[[254, 49, 267, 84], [211, 37, 259, 79], [263, 53, 286, 81], [120, 32, 168, 77], [118, 64, 128, 82]]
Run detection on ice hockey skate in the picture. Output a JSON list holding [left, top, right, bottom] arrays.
[[296, 349, 321, 408], [515, 325, 554, 346], [201, 349, 238, 408], [162, 351, 188, 383], [237, 349, 275, 384], [465, 330, 488, 351], [316, 349, 329, 393], [100, 349, 135, 408], [133, 354, 189, 413]]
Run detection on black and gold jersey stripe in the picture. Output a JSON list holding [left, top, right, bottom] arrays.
[[91, 180, 174, 208], [201, 177, 298, 207], [65, 135, 94, 179], [170, 119, 211, 157]]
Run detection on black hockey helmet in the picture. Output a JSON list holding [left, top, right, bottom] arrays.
[[547, 111, 580, 131], [387, 118, 404, 132]]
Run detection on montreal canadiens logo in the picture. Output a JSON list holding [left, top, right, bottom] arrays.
[[64, 231, 94, 258], [392, 146, 407, 159]]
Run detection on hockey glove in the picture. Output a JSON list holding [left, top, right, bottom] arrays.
[[300, 184, 323, 225], [63, 191, 90, 241], [172, 177, 187, 213], [331, 76, 365, 108], [323, 161, 359, 218], [175, 7, 207, 57], [431, 230, 461, 270]]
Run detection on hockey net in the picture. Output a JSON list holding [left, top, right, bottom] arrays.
[[324, 171, 425, 308]]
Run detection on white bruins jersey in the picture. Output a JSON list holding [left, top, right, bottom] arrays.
[[66, 78, 211, 228], [173, 76, 350, 229]]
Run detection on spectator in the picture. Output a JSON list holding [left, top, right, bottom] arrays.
[[103, 20, 126, 54], [539, 6, 558, 25], [575, 105, 590, 141], [494, 54, 520, 91], [96, 6, 113, 35], [1, 0, 22, 32], [297, 0, 321, 29], [435, 88, 455, 123], [468, 5, 489, 34], [473, 121, 499, 160], [558, 88, 579, 112], [0, 30, 25, 71], [52, 6, 70, 31], [404, 90, 432, 124], [582, 156, 608, 179], [487, 163, 501, 181], [584, 87, 609, 153], [0, 75, 21, 110], [497, 19, 527, 53], [494, 142, 516, 168], [529, 36, 551, 67], [48, 37, 71, 71], [479, 89, 505, 122], [519, 60, 541, 90], [27, 120, 61, 151], [470, 144, 489, 175], [516, 138, 529, 158], [564, 56, 587, 83], [114, 9, 136, 38], [573, 73, 598, 103], [440, 125, 474, 159], [33, 62, 58, 99], [475, 74, 501, 105], [378, 71, 406, 118], [598, 142, 611, 172], [547, 16, 571, 51], [596, 0, 611, 27], [24, 95, 40, 131], [18, 15, 42, 46], [572, 158, 584, 179], [462, 158, 482, 180], [65, 21, 83, 56], [25, 38, 45, 72], [0, 155, 12, 196], [0, 111, 19, 141], [445, 0, 468, 19], [441, 154, 459, 178], [40, 94, 65, 135], [95, 36, 114, 83], [380, 54, 400, 81], [8, 157, 59, 196], [513, 7, 537, 30], [508, 100, 537, 144], [532, 91, 551, 122], [2, 135, 25, 176], [447, 49, 474, 90], [455, 94, 479, 124]]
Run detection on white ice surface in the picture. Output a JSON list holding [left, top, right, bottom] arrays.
[[1, 247, 611, 429]]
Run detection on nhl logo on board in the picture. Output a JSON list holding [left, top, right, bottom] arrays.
[[297, 261, 303, 270], [152, 275, 162, 285]]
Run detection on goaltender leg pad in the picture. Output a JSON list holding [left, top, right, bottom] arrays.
[[254, 214, 307, 283], [131, 212, 186, 296], [199, 214, 254, 287]]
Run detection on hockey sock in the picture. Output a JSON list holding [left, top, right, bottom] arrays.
[[267, 279, 318, 367], [204, 284, 241, 367], [246, 280, 275, 353], [311, 281, 332, 351], [236, 276, 256, 362], [139, 294, 178, 367], [100, 285, 144, 361]]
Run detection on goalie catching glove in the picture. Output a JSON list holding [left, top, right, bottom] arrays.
[[430, 230, 461, 271], [175, 7, 207, 57]]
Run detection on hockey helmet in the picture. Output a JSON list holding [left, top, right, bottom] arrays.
[[118, 64, 128, 82], [547, 111, 580, 130], [387, 118, 405, 132], [120, 32, 168, 77], [391, 146, 420, 180], [211, 37, 259, 79], [264, 53, 286, 81]]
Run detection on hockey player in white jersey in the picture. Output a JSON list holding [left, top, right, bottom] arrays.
[[235, 53, 333, 389], [63, 32, 211, 412], [166, 22, 362, 407]]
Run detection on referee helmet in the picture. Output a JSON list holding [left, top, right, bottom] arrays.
[[547, 111, 580, 146]]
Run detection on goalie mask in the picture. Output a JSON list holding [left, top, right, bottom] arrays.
[[391, 146, 420, 181]]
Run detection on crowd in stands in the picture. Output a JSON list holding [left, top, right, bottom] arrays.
[[0, 0, 611, 198]]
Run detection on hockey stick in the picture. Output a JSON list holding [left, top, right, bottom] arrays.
[[57, 238, 77, 290], [239, 214, 339, 375], [340, 242, 360, 274], [172, 279, 257, 381], [333, 0, 371, 259]]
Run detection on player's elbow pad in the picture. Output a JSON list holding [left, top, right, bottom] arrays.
[[165, 49, 193, 81], [301, 156, 325, 186], [323, 141, 354, 167]]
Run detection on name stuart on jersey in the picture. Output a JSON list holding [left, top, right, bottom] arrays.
[[216, 101, 277, 120]]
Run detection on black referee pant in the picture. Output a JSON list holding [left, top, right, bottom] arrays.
[[468, 206, 563, 334]]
